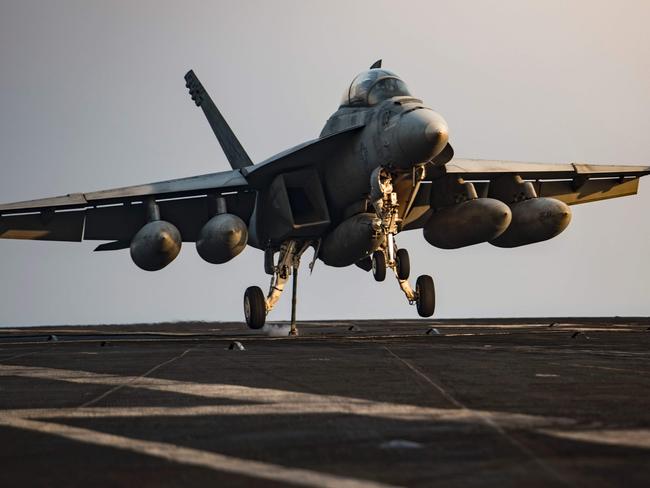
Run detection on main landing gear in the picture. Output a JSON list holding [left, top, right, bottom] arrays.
[[369, 167, 435, 317], [244, 240, 312, 335], [244, 165, 436, 331], [370, 243, 435, 318]]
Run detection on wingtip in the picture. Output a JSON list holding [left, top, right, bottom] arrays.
[[369, 59, 382, 69], [184, 70, 204, 106]]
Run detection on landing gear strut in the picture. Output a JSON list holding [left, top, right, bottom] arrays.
[[243, 240, 311, 335], [370, 166, 435, 317]]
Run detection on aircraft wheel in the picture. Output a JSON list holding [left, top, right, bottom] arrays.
[[372, 251, 386, 282], [415, 275, 435, 317], [264, 249, 275, 275], [244, 286, 266, 329], [395, 248, 410, 280]]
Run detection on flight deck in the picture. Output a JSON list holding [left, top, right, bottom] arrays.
[[0, 318, 649, 487]]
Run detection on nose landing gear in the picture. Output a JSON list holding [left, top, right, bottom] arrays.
[[415, 274, 435, 317], [395, 248, 410, 280], [371, 251, 386, 281], [371, 241, 410, 282], [377, 239, 435, 318], [370, 166, 435, 318]]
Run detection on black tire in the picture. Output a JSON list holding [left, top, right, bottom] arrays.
[[372, 251, 386, 282], [264, 249, 275, 275], [415, 275, 435, 317], [395, 248, 410, 280], [244, 286, 266, 329]]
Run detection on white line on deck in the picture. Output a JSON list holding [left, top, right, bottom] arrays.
[[0, 415, 397, 488], [0, 363, 569, 429]]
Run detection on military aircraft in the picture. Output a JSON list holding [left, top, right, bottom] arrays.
[[1, 60, 648, 335]]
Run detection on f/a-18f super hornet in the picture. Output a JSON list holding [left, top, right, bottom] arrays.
[[1, 60, 648, 334]]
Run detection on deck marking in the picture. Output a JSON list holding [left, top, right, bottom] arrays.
[[0, 363, 570, 429], [383, 346, 570, 486], [80, 347, 194, 407], [0, 415, 396, 488], [540, 429, 650, 450], [0, 349, 43, 361], [548, 362, 650, 376], [0, 404, 567, 429]]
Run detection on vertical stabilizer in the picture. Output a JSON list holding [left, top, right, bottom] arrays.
[[184, 70, 253, 169]]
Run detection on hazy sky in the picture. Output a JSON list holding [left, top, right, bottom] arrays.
[[0, 0, 649, 326]]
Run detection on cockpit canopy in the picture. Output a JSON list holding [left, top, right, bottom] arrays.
[[340, 69, 412, 107]]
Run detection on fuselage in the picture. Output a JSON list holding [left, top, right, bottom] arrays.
[[248, 68, 449, 250], [319, 69, 448, 226]]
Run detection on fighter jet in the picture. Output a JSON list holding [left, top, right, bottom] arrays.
[[1, 60, 648, 334]]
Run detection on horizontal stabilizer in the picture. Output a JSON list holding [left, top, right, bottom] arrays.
[[184, 70, 253, 170]]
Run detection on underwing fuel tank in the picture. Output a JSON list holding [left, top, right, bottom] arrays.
[[130, 221, 182, 271], [320, 213, 382, 267], [196, 213, 248, 264], [423, 198, 512, 249], [490, 197, 572, 248]]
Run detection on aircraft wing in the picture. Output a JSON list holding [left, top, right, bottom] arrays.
[[404, 159, 650, 230], [0, 169, 253, 245], [435, 159, 650, 206], [0, 122, 365, 246]]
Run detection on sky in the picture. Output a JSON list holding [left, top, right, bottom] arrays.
[[0, 0, 648, 326]]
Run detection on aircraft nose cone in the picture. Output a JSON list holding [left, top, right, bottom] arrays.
[[398, 110, 449, 167], [425, 120, 448, 146]]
